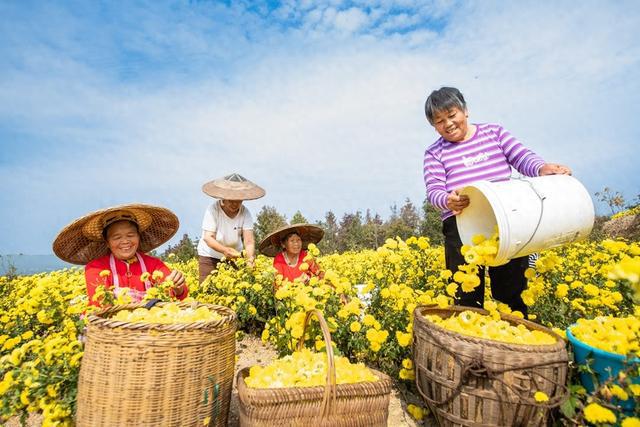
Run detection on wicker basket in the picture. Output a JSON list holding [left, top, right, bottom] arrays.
[[76, 301, 237, 427], [237, 309, 392, 426], [413, 305, 568, 427]]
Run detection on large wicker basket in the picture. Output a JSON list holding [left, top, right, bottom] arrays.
[[237, 309, 392, 426], [76, 301, 237, 427], [413, 305, 568, 427]]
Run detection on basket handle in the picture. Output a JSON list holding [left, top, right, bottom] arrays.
[[144, 298, 163, 309], [297, 309, 337, 419]]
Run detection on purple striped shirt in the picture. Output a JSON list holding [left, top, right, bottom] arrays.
[[423, 123, 546, 220]]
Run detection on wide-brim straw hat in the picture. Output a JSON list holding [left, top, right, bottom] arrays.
[[259, 223, 324, 257], [202, 173, 265, 200], [52, 204, 179, 265]]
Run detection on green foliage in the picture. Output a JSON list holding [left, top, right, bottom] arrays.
[[254, 206, 288, 244], [161, 234, 197, 262], [316, 211, 339, 254], [418, 199, 444, 246], [0, 255, 18, 280], [384, 199, 420, 242], [253, 198, 446, 254], [290, 211, 308, 225], [362, 210, 384, 249], [337, 212, 366, 252]]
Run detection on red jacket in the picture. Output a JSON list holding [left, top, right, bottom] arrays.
[[84, 253, 188, 307], [273, 250, 322, 283]]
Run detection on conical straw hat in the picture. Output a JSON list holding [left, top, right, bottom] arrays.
[[259, 223, 324, 257], [202, 173, 266, 200], [52, 203, 179, 265]]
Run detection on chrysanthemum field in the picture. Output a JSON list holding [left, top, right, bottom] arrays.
[[1, 237, 639, 426]]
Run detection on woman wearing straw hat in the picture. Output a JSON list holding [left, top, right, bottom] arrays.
[[259, 223, 324, 286], [197, 173, 266, 283], [53, 204, 188, 307]]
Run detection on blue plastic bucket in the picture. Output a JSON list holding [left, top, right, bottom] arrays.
[[566, 325, 639, 411]]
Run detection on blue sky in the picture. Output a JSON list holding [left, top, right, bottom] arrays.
[[1, 0, 639, 254]]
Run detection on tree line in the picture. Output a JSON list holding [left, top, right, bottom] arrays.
[[161, 187, 640, 262], [161, 198, 443, 261]]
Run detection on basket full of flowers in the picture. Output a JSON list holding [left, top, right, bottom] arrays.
[[237, 309, 392, 426]]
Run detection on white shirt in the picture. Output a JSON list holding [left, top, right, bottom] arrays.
[[197, 201, 254, 259]]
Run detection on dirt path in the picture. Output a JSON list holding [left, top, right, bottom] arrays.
[[5, 335, 432, 426]]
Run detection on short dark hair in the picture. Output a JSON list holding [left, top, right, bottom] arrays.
[[102, 220, 139, 241], [424, 87, 467, 125]]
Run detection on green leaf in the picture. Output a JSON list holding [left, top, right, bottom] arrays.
[[559, 396, 576, 418]]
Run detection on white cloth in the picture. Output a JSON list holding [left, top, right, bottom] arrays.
[[197, 201, 253, 259]]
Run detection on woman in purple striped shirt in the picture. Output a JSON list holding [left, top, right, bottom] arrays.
[[422, 87, 571, 315]]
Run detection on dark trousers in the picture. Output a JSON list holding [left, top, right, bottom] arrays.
[[443, 216, 528, 315], [198, 256, 239, 283], [198, 256, 222, 284]]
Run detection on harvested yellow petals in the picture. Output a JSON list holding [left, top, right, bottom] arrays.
[[425, 310, 556, 345], [571, 316, 640, 356], [245, 348, 378, 388], [112, 303, 221, 324], [462, 232, 499, 266]]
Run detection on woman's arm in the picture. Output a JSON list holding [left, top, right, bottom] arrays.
[[202, 230, 241, 258], [495, 126, 571, 176], [84, 261, 111, 307], [149, 257, 188, 300], [538, 163, 572, 176], [243, 229, 256, 266], [424, 150, 469, 214], [272, 254, 286, 290], [423, 148, 450, 211], [495, 125, 546, 177], [309, 259, 324, 280]]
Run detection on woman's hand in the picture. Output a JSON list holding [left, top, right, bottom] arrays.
[[167, 270, 186, 296], [539, 163, 572, 176], [300, 272, 311, 284], [447, 189, 470, 215], [222, 247, 241, 259]]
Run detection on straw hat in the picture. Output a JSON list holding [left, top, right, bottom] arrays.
[[202, 173, 265, 200], [52, 204, 179, 265], [259, 223, 324, 257]]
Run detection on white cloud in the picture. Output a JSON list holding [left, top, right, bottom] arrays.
[[333, 7, 370, 33], [376, 13, 418, 31], [1, 1, 639, 253]]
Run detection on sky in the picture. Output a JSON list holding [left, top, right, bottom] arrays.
[[1, 0, 639, 255]]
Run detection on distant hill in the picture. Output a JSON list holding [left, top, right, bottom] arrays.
[[0, 254, 76, 276]]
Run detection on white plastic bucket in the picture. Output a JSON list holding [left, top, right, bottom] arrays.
[[456, 175, 594, 266]]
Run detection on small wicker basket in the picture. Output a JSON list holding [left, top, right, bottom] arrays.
[[237, 309, 392, 426], [413, 305, 568, 427], [76, 301, 237, 427]]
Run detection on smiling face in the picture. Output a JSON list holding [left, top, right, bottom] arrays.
[[105, 220, 140, 260], [221, 199, 243, 217], [282, 233, 302, 256], [431, 107, 471, 142]]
